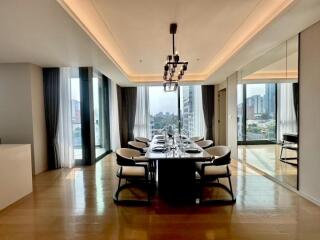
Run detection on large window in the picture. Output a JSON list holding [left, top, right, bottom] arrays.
[[149, 86, 179, 136], [134, 85, 205, 138], [241, 83, 277, 142]]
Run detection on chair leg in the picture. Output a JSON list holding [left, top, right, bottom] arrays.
[[280, 140, 284, 159], [145, 173, 151, 204], [227, 167, 235, 201], [199, 178, 204, 204], [114, 178, 122, 202]]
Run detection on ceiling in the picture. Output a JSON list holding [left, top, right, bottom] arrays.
[[0, 0, 320, 86], [0, 0, 128, 85], [58, 0, 297, 83], [91, 0, 262, 74]]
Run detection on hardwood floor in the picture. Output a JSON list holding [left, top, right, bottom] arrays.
[[0, 153, 319, 239], [238, 144, 297, 188]]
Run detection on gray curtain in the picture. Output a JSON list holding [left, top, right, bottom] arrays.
[[79, 67, 95, 165], [201, 85, 215, 140], [43, 68, 60, 170], [117, 86, 137, 147]]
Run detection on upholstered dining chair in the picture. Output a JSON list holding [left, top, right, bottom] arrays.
[[190, 136, 204, 142], [195, 146, 235, 204], [128, 141, 148, 154], [135, 137, 151, 146], [196, 140, 214, 149], [128, 141, 156, 184], [113, 148, 151, 204]]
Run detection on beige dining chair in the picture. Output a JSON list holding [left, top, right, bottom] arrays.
[[114, 148, 151, 205], [135, 137, 151, 146], [128, 141, 148, 154], [190, 136, 204, 142], [196, 140, 214, 149], [195, 146, 235, 204]]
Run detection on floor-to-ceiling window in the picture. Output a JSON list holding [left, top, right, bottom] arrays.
[[134, 85, 205, 138], [149, 86, 179, 136], [238, 83, 277, 144]]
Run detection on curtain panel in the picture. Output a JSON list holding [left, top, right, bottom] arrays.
[[57, 68, 75, 168], [201, 85, 215, 140], [134, 86, 150, 139], [109, 80, 121, 151], [117, 86, 137, 147], [79, 67, 95, 165], [102, 75, 111, 153], [277, 83, 298, 141], [43, 68, 61, 170]]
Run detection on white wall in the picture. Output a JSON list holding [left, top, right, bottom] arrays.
[[299, 20, 320, 204], [0, 64, 34, 144], [0, 144, 33, 210], [0, 63, 47, 175], [214, 72, 238, 160], [214, 81, 227, 145], [226, 72, 238, 160]]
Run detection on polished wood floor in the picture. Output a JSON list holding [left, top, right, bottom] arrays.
[[238, 145, 297, 188], [0, 153, 319, 239]]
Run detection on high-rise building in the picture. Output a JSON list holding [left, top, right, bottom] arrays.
[[182, 86, 194, 136]]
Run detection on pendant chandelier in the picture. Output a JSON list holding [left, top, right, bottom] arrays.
[[163, 23, 188, 92]]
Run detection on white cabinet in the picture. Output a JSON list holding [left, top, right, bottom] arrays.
[[0, 144, 33, 210]]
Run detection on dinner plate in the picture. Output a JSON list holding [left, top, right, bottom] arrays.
[[185, 148, 201, 154], [152, 146, 167, 152]]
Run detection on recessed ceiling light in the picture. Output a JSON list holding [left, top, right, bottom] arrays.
[[139, 59, 143, 63]]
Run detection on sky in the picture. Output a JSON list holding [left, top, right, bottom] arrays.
[[246, 84, 266, 98], [149, 86, 178, 115]]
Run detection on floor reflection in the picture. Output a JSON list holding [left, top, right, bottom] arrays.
[[238, 144, 297, 188], [95, 161, 105, 215]]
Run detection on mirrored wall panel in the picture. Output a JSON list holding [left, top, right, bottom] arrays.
[[237, 36, 299, 189]]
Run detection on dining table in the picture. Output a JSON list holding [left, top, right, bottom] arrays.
[[145, 135, 212, 203]]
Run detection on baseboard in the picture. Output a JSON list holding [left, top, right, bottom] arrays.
[[297, 191, 320, 207]]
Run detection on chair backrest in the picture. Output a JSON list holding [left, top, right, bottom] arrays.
[[196, 140, 214, 149], [190, 136, 204, 142], [206, 146, 231, 166], [116, 148, 141, 166], [135, 137, 150, 145], [128, 141, 147, 153]]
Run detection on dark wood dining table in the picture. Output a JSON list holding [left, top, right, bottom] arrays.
[[145, 135, 212, 203]]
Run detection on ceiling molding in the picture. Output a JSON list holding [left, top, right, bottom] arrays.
[[243, 70, 298, 80], [57, 0, 295, 84]]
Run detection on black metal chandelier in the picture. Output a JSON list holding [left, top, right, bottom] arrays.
[[163, 23, 188, 92]]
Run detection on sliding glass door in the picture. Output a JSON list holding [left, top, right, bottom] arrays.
[[238, 83, 277, 144]]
